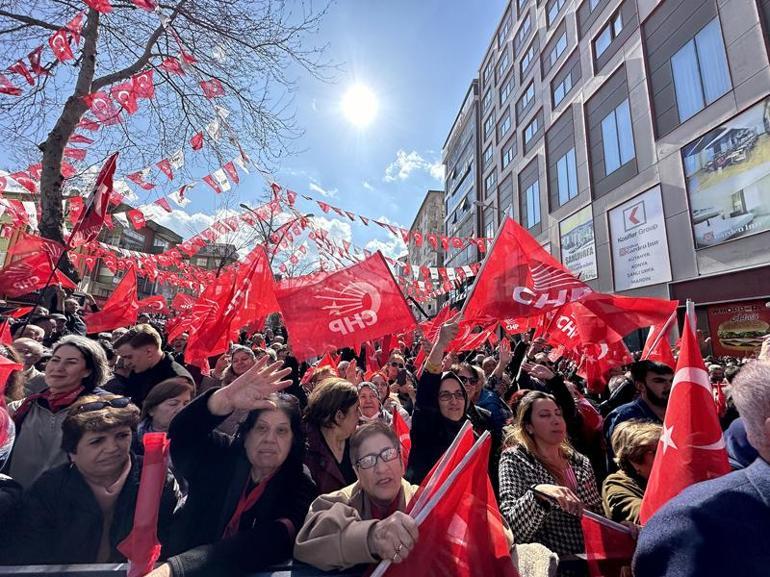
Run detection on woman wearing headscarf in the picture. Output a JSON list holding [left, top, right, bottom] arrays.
[[7, 335, 110, 488], [357, 381, 392, 425], [405, 320, 494, 485], [149, 356, 317, 577]]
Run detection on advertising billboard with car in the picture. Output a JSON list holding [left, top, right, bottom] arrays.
[[681, 96, 770, 249]]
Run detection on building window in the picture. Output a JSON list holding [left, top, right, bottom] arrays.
[[521, 44, 536, 75], [518, 0, 528, 12], [500, 75, 514, 104], [590, 0, 601, 9], [595, 10, 623, 57], [549, 32, 568, 67], [485, 220, 495, 238], [498, 49, 511, 78], [483, 60, 494, 85], [516, 14, 532, 53], [671, 19, 731, 123], [556, 148, 578, 205], [483, 145, 493, 169], [195, 257, 208, 267], [484, 171, 497, 196], [483, 112, 496, 140], [553, 72, 573, 106], [547, 0, 567, 26], [498, 12, 512, 47], [498, 112, 512, 140], [601, 98, 635, 174], [525, 181, 541, 228], [524, 116, 539, 144], [482, 89, 493, 113], [522, 82, 535, 108], [502, 139, 516, 169]]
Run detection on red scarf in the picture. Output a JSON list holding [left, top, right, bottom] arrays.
[[368, 490, 402, 520], [222, 472, 275, 539], [12, 386, 85, 426]]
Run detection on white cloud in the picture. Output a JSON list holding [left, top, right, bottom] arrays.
[[308, 179, 338, 198], [366, 237, 407, 261], [362, 180, 374, 192], [383, 149, 445, 183]]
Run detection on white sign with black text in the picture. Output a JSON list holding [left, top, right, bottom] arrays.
[[609, 186, 672, 291]]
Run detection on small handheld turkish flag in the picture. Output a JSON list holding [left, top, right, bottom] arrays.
[[639, 312, 730, 523]]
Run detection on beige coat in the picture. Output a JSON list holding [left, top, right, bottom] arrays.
[[294, 478, 418, 571]]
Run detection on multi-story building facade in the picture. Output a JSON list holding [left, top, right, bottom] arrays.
[[188, 243, 239, 273], [445, 0, 770, 350], [408, 189, 446, 317]]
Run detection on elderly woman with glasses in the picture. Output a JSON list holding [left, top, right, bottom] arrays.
[[405, 321, 495, 485], [6, 394, 180, 564], [6, 335, 111, 489], [295, 421, 419, 571]]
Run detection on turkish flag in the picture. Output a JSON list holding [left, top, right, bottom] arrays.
[[85, 267, 139, 333], [462, 217, 593, 323], [131, 69, 155, 99], [641, 311, 677, 368], [160, 57, 184, 75], [9, 60, 34, 85], [392, 409, 411, 469], [117, 432, 169, 577], [84, 0, 113, 12], [83, 91, 121, 125], [48, 29, 74, 62], [639, 314, 730, 524], [68, 152, 118, 248], [184, 247, 277, 372], [111, 81, 139, 114], [446, 320, 498, 352], [199, 79, 224, 98], [384, 432, 517, 577], [138, 295, 169, 314], [581, 515, 636, 577], [28, 46, 48, 77], [577, 340, 633, 395], [0, 252, 76, 298], [278, 252, 416, 361], [190, 131, 204, 150]]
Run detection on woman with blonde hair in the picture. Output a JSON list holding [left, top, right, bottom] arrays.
[[498, 390, 601, 555], [602, 420, 661, 523]]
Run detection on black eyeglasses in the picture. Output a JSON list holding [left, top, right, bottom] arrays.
[[75, 397, 132, 414], [438, 391, 464, 402], [457, 375, 479, 385], [354, 446, 400, 469], [390, 362, 404, 368]]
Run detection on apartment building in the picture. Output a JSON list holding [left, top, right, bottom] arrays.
[[408, 189, 445, 316]]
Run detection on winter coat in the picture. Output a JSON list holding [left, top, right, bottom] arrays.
[[166, 390, 318, 577], [303, 424, 356, 495]]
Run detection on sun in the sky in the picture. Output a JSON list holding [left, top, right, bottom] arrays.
[[341, 83, 378, 128]]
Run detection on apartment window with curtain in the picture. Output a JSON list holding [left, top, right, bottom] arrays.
[[671, 18, 731, 122], [525, 181, 541, 228], [556, 148, 578, 205], [595, 10, 623, 57], [601, 98, 635, 174]]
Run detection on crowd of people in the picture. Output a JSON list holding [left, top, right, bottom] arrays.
[[0, 291, 768, 576]]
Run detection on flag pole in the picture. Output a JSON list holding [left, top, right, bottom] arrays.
[[531, 487, 631, 533], [686, 299, 696, 331], [641, 308, 678, 361]]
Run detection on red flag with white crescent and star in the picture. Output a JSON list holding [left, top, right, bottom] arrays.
[[639, 313, 731, 524]]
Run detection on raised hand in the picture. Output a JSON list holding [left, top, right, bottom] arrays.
[[522, 361, 555, 382], [207, 356, 293, 416], [499, 338, 512, 364]]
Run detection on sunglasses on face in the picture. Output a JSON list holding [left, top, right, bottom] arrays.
[[438, 391, 464, 402], [458, 375, 478, 385], [390, 362, 404, 368], [75, 397, 132, 414], [354, 446, 400, 470]]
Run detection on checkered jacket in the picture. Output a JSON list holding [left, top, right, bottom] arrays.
[[498, 444, 602, 555]]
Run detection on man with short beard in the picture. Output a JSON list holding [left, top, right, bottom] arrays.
[[603, 360, 674, 472]]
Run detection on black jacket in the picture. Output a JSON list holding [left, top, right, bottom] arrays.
[[125, 352, 194, 407], [406, 369, 498, 486], [166, 389, 318, 577], [3, 454, 179, 565]]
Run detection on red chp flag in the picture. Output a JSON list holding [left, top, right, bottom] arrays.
[[138, 295, 169, 315], [277, 252, 416, 361], [462, 217, 592, 323], [384, 432, 517, 577], [639, 314, 730, 524], [85, 267, 139, 333], [0, 253, 76, 298], [68, 152, 118, 248], [184, 246, 277, 372]]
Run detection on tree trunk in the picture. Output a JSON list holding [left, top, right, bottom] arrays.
[[38, 9, 100, 280]]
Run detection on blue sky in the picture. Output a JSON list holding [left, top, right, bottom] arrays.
[[156, 0, 505, 260]]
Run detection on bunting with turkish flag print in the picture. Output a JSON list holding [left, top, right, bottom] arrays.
[[138, 295, 169, 315], [84, 267, 139, 333], [68, 152, 118, 248], [378, 431, 517, 577], [277, 252, 416, 361], [462, 217, 593, 323], [639, 313, 731, 524]]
